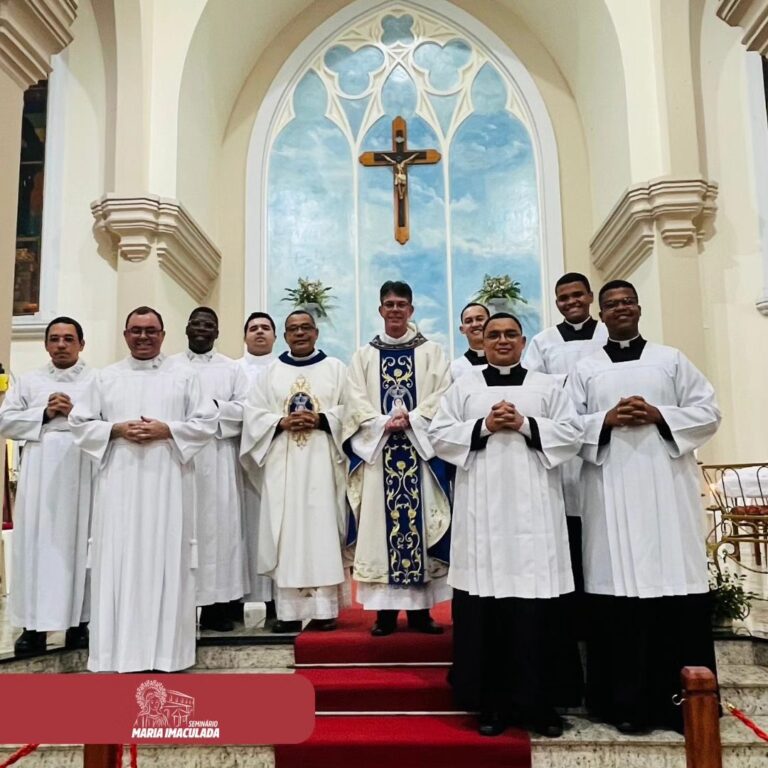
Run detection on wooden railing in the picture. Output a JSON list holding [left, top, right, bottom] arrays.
[[681, 666, 722, 768], [83, 745, 118, 768]]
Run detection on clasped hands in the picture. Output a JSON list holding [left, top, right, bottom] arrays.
[[604, 395, 662, 428], [45, 392, 73, 419], [384, 409, 410, 433], [485, 400, 524, 433], [279, 410, 321, 433], [112, 416, 172, 443]]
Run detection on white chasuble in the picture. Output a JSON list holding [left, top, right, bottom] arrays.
[[343, 327, 452, 610], [240, 352, 348, 607], [0, 361, 94, 631], [429, 368, 581, 599], [237, 351, 276, 603], [69, 356, 217, 672], [566, 341, 721, 598], [168, 351, 249, 606]]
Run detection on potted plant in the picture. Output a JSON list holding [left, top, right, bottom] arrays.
[[282, 278, 335, 321], [709, 558, 757, 631], [473, 274, 528, 313]]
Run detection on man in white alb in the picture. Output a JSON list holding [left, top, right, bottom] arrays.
[[450, 302, 489, 380], [70, 306, 216, 672], [0, 317, 94, 656], [241, 311, 348, 633], [567, 280, 721, 734], [344, 281, 452, 636], [236, 311, 278, 624], [431, 312, 582, 738], [168, 307, 250, 632]]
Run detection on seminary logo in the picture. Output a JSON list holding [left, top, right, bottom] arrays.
[[131, 680, 220, 739]]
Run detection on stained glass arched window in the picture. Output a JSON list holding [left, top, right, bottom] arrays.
[[247, 2, 563, 360]]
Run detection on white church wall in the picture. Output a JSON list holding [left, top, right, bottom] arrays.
[[695, 0, 768, 463], [10, 0, 117, 374]]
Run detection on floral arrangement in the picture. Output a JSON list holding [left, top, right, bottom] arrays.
[[709, 558, 757, 624], [282, 278, 335, 319], [473, 274, 527, 306]]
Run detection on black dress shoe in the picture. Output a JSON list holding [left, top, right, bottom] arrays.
[[65, 623, 89, 650], [14, 629, 46, 657], [531, 712, 565, 738], [371, 610, 397, 636], [306, 618, 337, 631], [478, 712, 507, 737], [199, 603, 235, 632], [407, 610, 444, 634], [616, 720, 647, 735], [271, 619, 303, 633], [228, 600, 245, 624]]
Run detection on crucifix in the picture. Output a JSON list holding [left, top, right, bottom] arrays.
[[359, 116, 441, 245]]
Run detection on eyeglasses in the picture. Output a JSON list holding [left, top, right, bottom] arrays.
[[601, 297, 638, 310], [126, 327, 162, 337], [285, 324, 316, 334], [382, 301, 411, 310]]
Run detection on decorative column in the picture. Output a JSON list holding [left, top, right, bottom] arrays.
[[0, 0, 78, 591]]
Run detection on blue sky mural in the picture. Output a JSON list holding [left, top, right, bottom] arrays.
[[266, 10, 543, 360]]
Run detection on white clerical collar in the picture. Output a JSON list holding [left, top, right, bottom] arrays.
[[381, 322, 418, 345], [287, 349, 320, 362], [185, 348, 215, 362], [469, 348, 486, 357], [243, 350, 274, 366], [565, 317, 592, 331], [608, 334, 640, 349], [488, 361, 521, 375], [47, 359, 87, 380], [127, 354, 165, 370]]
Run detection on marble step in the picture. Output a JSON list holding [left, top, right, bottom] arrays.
[[719, 664, 768, 715], [0, 715, 765, 768]]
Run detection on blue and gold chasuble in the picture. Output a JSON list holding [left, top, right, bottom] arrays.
[[369, 334, 451, 586]]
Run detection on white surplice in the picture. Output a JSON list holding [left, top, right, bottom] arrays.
[[237, 351, 275, 602], [69, 355, 217, 672], [167, 350, 249, 606], [343, 326, 452, 610], [450, 349, 487, 381], [240, 352, 347, 621], [566, 342, 721, 598], [0, 361, 94, 631], [524, 319, 608, 519], [430, 367, 581, 598]]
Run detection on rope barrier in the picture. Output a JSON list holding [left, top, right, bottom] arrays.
[[115, 743, 123, 767], [130, 744, 138, 768], [0, 745, 39, 767], [725, 701, 768, 742]]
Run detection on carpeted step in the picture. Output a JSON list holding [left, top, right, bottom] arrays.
[[274, 714, 530, 768], [300, 666, 457, 712], [295, 604, 452, 665]]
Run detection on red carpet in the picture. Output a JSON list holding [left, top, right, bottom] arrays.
[[277, 602, 532, 767], [294, 602, 452, 664]]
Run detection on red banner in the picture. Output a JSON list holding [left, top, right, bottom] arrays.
[[0, 674, 314, 745]]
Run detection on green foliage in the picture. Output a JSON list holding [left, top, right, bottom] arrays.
[[709, 560, 758, 623], [473, 274, 528, 305], [282, 278, 335, 318]]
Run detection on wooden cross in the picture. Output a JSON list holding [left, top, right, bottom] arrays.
[[359, 116, 441, 245]]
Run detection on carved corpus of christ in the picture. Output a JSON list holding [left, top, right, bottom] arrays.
[[359, 116, 441, 245]]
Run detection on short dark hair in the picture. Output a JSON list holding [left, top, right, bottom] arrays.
[[459, 302, 489, 323], [125, 306, 164, 330], [243, 311, 276, 336], [189, 306, 218, 324], [598, 279, 638, 307], [483, 312, 524, 335], [379, 281, 412, 304], [555, 272, 591, 294], [284, 310, 316, 329], [45, 316, 84, 342]]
